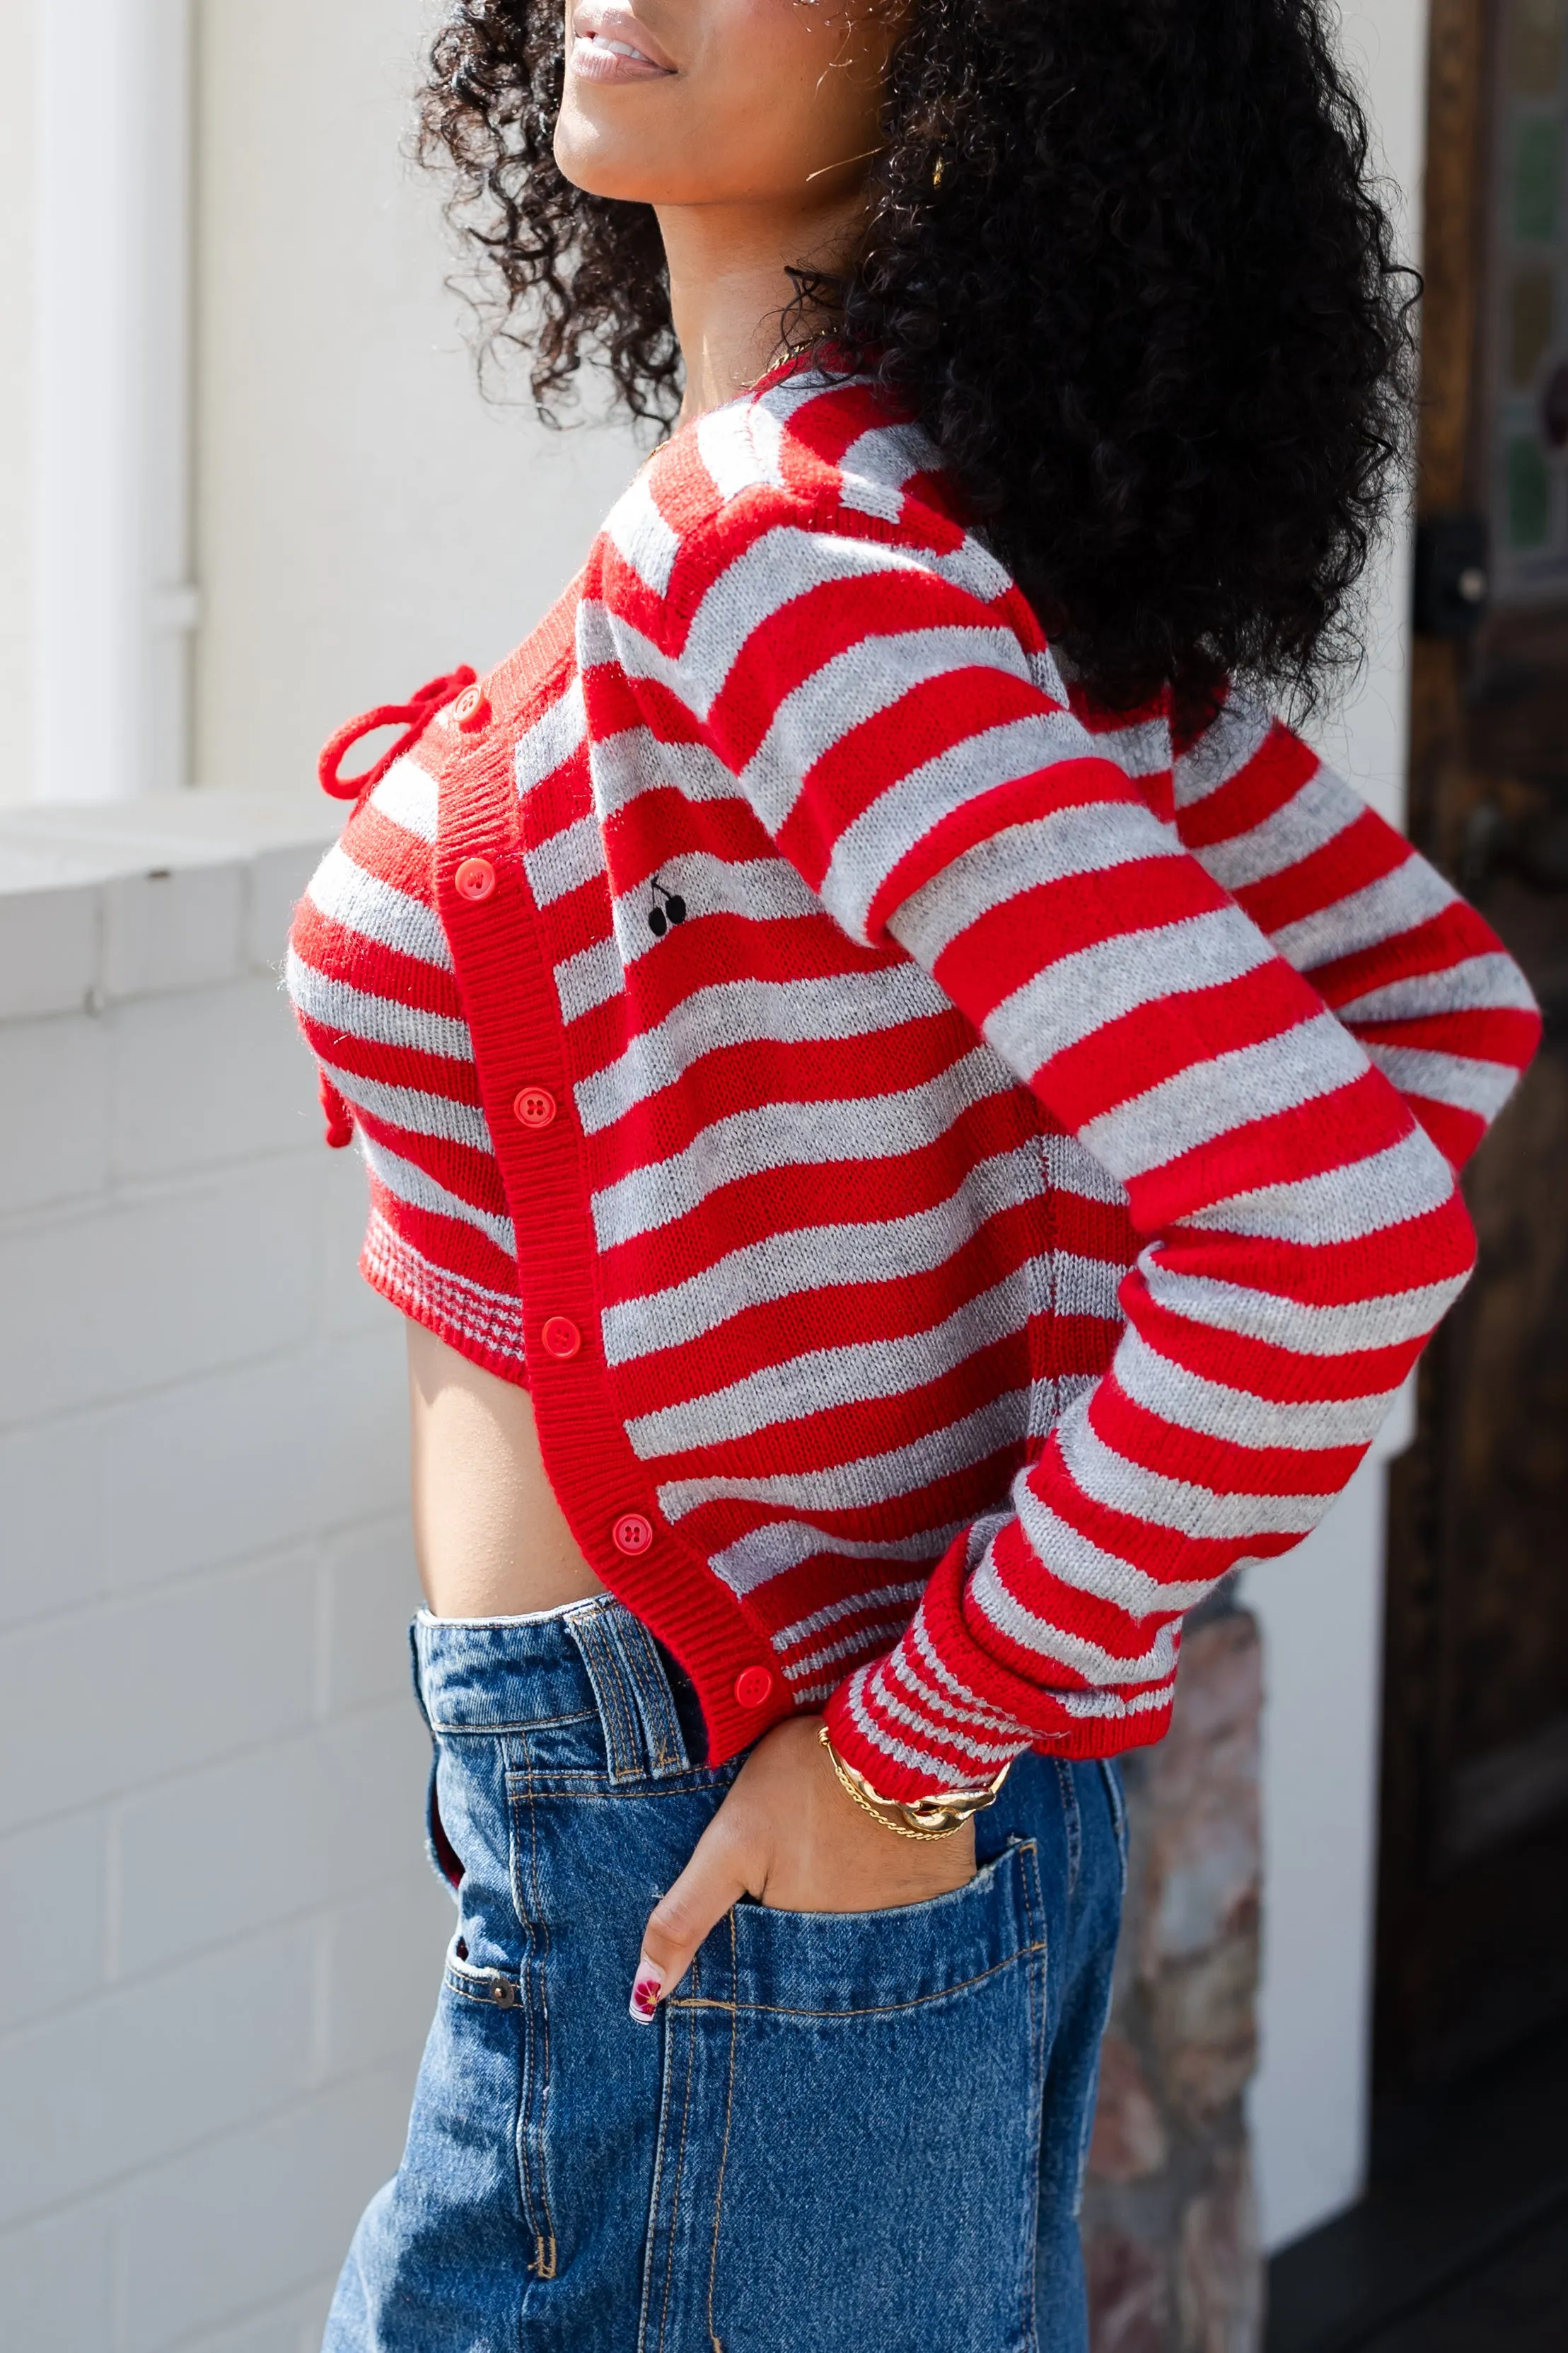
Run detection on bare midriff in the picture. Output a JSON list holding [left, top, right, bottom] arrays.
[[406, 1322, 608, 1619]]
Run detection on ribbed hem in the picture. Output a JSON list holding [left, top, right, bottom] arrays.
[[361, 1212, 530, 1388]]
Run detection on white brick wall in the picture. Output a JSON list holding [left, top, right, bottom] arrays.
[[0, 800, 452, 2353]]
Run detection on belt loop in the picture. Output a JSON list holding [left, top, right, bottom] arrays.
[[565, 1602, 690, 1781], [409, 1617, 434, 1731]]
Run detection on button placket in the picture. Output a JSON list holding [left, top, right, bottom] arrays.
[[448, 781, 762, 1745]]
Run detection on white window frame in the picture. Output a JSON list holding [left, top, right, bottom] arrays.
[[34, 0, 197, 801]]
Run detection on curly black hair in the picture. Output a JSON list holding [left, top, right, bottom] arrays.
[[419, 0, 1415, 710]]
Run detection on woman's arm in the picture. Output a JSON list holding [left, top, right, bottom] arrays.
[[615, 496, 1533, 1803], [1165, 686, 1541, 1171]]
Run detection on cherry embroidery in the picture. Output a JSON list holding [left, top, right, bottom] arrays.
[[646, 875, 687, 938]]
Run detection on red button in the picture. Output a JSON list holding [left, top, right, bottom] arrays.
[[455, 857, 496, 901], [540, 1316, 582, 1360], [513, 1086, 557, 1131], [453, 685, 491, 733], [612, 1513, 654, 1556], [734, 1667, 774, 1709]]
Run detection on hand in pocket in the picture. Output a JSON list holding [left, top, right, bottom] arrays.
[[628, 1716, 976, 2017]]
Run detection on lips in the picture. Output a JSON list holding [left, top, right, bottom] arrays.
[[569, 2, 676, 81]]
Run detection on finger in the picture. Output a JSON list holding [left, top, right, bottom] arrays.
[[630, 1820, 750, 2023]]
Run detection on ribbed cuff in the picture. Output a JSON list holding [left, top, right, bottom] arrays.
[[823, 1533, 1178, 1797]]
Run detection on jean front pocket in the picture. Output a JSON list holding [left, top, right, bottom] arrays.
[[637, 1839, 1050, 2353]]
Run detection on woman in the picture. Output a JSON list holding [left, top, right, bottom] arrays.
[[289, 0, 1540, 2342]]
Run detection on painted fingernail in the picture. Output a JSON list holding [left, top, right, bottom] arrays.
[[629, 1958, 664, 2023]]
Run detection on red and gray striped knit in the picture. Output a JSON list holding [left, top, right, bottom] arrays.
[[288, 364, 1540, 1798]]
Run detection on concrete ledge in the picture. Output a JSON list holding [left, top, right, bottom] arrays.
[[0, 794, 340, 1019]]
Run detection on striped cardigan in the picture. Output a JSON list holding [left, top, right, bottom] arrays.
[[288, 365, 1540, 1797]]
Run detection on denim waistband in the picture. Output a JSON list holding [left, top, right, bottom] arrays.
[[411, 1596, 708, 1781]]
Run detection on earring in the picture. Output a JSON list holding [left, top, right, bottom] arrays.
[[931, 155, 944, 189], [646, 875, 687, 938]]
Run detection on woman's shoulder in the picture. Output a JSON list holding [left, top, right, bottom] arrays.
[[650, 368, 960, 531], [600, 366, 1016, 628], [688, 364, 949, 523]]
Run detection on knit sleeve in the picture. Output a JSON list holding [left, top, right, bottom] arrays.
[[1170, 687, 1542, 1172], [625, 507, 1526, 1797]]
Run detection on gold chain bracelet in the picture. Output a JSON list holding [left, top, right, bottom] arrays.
[[818, 1725, 1011, 1842]]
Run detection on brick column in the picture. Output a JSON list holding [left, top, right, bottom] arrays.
[[1082, 1598, 1265, 2353]]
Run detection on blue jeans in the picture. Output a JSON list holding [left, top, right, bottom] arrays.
[[325, 1598, 1126, 2353]]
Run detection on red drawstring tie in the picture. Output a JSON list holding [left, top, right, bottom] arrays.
[[320, 1070, 356, 1151], [313, 663, 477, 1146], [317, 664, 477, 802]]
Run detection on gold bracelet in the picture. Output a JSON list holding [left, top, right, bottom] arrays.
[[818, 1725, 1011, 1842]]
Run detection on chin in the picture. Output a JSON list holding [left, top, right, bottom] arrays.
[[555, 141, 710, 207], [556, 156, 661, 202], [554, 120, 655, 202]]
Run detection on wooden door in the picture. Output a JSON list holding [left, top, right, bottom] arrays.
[[1376, 0, 1568, 2095]]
